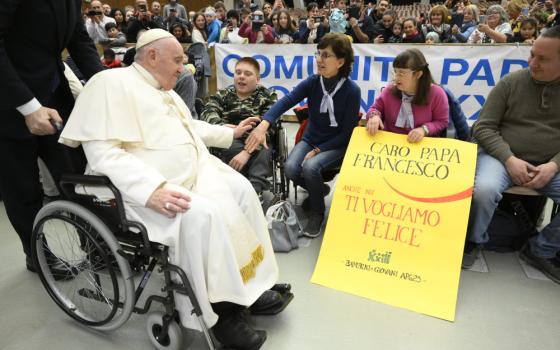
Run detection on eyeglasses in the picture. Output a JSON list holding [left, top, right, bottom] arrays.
[[314, 51, 336, 60], [392, 69, 415, 77]]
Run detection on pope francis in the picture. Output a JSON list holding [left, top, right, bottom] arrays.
[[59, 29, 278, 350]]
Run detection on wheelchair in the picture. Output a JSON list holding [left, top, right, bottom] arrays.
[[30, 173, 217, 350]]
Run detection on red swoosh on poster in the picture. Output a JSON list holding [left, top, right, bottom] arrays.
[[383, 178, 473, 203]]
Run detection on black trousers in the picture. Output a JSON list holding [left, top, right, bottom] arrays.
[[0, 83, 84, 257]]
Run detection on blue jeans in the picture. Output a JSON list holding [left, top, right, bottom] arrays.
[[284, 141, 345, 215], [467, 149, 560, 258]]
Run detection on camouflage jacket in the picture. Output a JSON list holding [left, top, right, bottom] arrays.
[[201, 85, 278, 138]]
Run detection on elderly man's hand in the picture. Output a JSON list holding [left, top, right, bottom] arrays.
[[147, 186, 191, 218], [233, 116, 260, 139], [229, 150, 251, 172], [524, 162, 558, 189], [505, 156, 538, 185], [25, 107, 63, 135]]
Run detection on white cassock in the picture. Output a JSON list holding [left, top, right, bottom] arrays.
[[59, 63, 278, 329]]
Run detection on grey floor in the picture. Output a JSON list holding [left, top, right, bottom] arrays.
[[1, 123, 560, 350]]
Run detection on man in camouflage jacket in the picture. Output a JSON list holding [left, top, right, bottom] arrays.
[[201, 57, 277, 196]]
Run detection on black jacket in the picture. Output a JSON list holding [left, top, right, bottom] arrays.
[[0, 0, 103, 135]]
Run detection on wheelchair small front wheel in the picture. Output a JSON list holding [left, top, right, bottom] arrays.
[[146, 311, 183, 350]]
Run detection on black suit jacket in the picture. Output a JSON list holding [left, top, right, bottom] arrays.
[[0, 0, 103, 136]]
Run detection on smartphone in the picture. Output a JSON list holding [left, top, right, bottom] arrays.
[[479, 15, 486, 24], [138, 4, 147, 12], [313, 16, 324, 24]]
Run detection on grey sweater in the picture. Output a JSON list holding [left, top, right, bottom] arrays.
[[473, 68, 560, 167]]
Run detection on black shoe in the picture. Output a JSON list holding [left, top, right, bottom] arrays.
[[213, 310, 267, 350], [249, 290, 283, 314], [520, 244, 560, 284], [462, 241, 482, 269], [303, 213, 324, 238], [301, 184, 331, 212]]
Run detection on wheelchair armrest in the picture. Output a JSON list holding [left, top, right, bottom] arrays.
[[59, 174, 152, 255]]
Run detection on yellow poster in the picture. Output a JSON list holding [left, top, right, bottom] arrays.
[[311, 128, 477, 321]]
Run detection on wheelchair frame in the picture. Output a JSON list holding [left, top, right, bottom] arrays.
[[31, 174, 217, 350]]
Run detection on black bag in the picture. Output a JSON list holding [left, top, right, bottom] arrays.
[[486, 193, 546, 252]]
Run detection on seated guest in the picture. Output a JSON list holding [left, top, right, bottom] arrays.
[[126, 0, 165, 43], [421, 5, 452, 43], [86, 0, 116, 44], [402, 17, 424, 43], [462, 27, 560, 278], [365, 48, 449, 143], [372, 10, 398, 43], [171, 23, 192, 43], [150, 1, 165, 28], [201, 58, 277, 198], [110, 8, 128, 35], [163, 0, 188, 19], [425, 31, 441, 44], [99, 22, 127, 47], [299, 2, 329, 44], [388, 21, 403, 43], [509, 17, 538, 43], [329, 0, 348, 35], [274, 9, 300, 43], [220, 10, 249, 44], [239, 10, 276, 43], [101, 48, 122, 68], [174, 52, 198, 119], [245, 33, 361, 237], [59, 29, 282, 350], [192, 13, 209, 43], [451, 4, 479, 43], [204, 7, 222, 44], [468, 5, 513, 43], [164, 8, 190, 32], [346, 0, 377, 43]]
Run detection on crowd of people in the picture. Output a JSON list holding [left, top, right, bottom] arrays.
[[84, 0, 560, 51], [1, 1, 560, 350]]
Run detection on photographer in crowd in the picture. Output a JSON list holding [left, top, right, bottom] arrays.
[[85, 0, 116, 44], [126, 0, 165, 42], [239, 10, 276, 43]]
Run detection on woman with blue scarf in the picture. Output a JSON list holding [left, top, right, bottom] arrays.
[[245, 33, 361, 238]]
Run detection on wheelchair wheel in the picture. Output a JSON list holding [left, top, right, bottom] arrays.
[[31, 200, 135, 331], [146, 311, 183, 350]]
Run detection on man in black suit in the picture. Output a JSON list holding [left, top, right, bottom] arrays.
[[0, 0, 104, 270]]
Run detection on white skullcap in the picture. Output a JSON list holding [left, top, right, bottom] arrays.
[[136, 29, 175, 49]]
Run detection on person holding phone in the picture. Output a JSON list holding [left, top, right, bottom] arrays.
[[220, 10, 248, 44], [468, 4, 512, 43], [346, 0, 377, 43], [162, 0, 187, 19], [451, 4, 479, 42], [85, 0, 116, 44], [506, 1, 527, 35], [126, 0, 165, 42], [239, 10, 275, 43], [299, 2, 329, 43]]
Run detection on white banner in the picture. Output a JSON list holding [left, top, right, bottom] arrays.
[[214, 44, 531, 120]]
